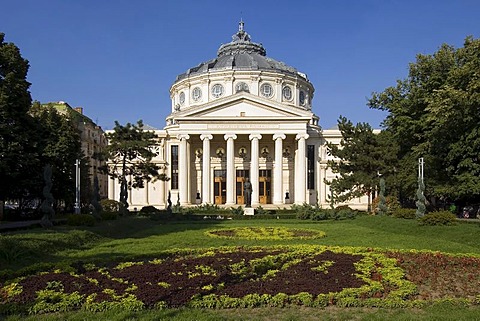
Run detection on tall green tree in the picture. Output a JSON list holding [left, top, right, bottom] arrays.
[[99, 120, 167, 211], [326, 116, 398, 211], [0, 33, 37, 213], [368, 36, 480, 204], [30, 102, 84, 209]]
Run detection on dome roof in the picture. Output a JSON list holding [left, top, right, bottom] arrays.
[[175, 21, 305, 81]]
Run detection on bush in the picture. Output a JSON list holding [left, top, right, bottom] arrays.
[[99, 199, 124, 212], [293, 203, 316, 220], [66, 214, 96, 226], [392, 208, 417, 219], [230, 206, 244, 215], [254, 206, 269, 216], [139, 205, 161, 214], [100, 211, 118, 220], [372, 195, 401, 215], [418, 211, 457, 226], [312, 209, 334, 220], [150, 210, 173, 221]]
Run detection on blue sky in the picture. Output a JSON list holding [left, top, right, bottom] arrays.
[[2, 0, 479, 130]]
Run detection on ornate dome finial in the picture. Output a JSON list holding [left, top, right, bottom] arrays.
[[232, 19, 250, 42]]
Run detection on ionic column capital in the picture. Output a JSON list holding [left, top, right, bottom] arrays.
[[273, 133, 286, 141], [224, 133, 237, 141], [200, 134, 213, 141], [249, 133, 262, 141], [177, 134, 190, 141], [295, 133, 309, 141]]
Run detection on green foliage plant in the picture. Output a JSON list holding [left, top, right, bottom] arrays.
[[230, 206, 244, 215], [205, 227, 326, 240], [100, 211, 118, 221], [418, 211, 457, 226], [368, 36, 480, 202], [67, 214, 96, 227], [392, 208, 417, 219], [100, 199, 124, 213], [97, 120, 169, 213]]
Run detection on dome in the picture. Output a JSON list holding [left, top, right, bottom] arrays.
[[175, 21, 305, 81]]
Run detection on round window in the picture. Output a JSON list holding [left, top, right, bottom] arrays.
[[179, 92, 185, 105], [282, 86, 292, 100], [211, 84, 224, 98], [192, 87, 202, 101], [235, 82, 249, 93], [260, 83, 273, 98]]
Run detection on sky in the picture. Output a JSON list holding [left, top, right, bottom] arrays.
[[2, 0, 479, 130]]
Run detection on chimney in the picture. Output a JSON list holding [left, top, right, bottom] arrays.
[[74, 107, 83, 114]]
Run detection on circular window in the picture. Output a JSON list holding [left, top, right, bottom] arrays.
[[260, 83, 273, 98], [192, 87, 202, 101], [282, 86, 292, 100], [235, 82, 249, 93], [211, 84, 224, 98], [179, 92, 185, 105], [299, 90, 306, 105]]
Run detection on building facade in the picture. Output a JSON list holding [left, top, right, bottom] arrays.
[[108, 22, 369, 210]]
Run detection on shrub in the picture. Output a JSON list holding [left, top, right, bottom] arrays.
[[140, 205, 161, 214], [99, 199, 124, 212], [67, 214, 96, 226], [311, 209, 333, 220], [254, 206, 269, 216], [230, 206, 244, 215], [392, 208, 417, 219], [293, 203, 315, 220], [100, 211, 118, 220], [372, 195, 401, 215], [418, 211, 457, 226]]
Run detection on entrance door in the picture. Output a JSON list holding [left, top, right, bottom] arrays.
[[214, 170, 226, 205], [236, 170, 250, 204], [259, 169, 271, 204]]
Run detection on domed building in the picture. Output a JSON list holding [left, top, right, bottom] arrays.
[[108, 22, 369, 210]]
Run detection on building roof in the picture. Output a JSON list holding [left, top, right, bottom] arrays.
[[175, 21, 306, 82]]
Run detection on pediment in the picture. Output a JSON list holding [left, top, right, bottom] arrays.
[[174, 93, 312, 120]]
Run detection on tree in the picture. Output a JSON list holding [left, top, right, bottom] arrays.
[[368, 36, 480, 205], [326, 116, 398, 212], [30, 102, 84, 210], [0, 33, 36, 213], [99, 120, 167, 212]]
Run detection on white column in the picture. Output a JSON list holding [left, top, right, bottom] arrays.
[[249, 133, 262, 206], [273, 133, 286, 205], [159, 170, 166, 208], [108, 176, 115, 200], [178, 134, 190, 205], [295, 133, 309, 204], [200, 134, 213, 204], [224, 133, 237, 206]]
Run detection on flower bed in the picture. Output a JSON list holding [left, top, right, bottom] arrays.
[[1, 245, 480, 315], [205, 227, 326, 240]]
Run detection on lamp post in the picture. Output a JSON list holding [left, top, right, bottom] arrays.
[[74, 159, 81, 214]]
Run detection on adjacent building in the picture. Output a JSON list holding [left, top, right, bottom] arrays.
[[108, 22, 370, 210]]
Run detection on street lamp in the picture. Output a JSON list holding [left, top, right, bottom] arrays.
[[74, 159, 81, 214]]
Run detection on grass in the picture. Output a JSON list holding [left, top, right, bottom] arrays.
[[1, 214, 480, 320]]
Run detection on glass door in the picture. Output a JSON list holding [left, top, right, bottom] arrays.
[[236, 170, 250, 204], [214, 170, 226, 204], [259, 169, 271, 204]]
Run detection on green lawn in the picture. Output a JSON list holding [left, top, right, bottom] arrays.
[[1, 215, 480, 320]]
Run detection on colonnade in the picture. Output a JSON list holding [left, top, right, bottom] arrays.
[[177, 132, 310, 206]]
